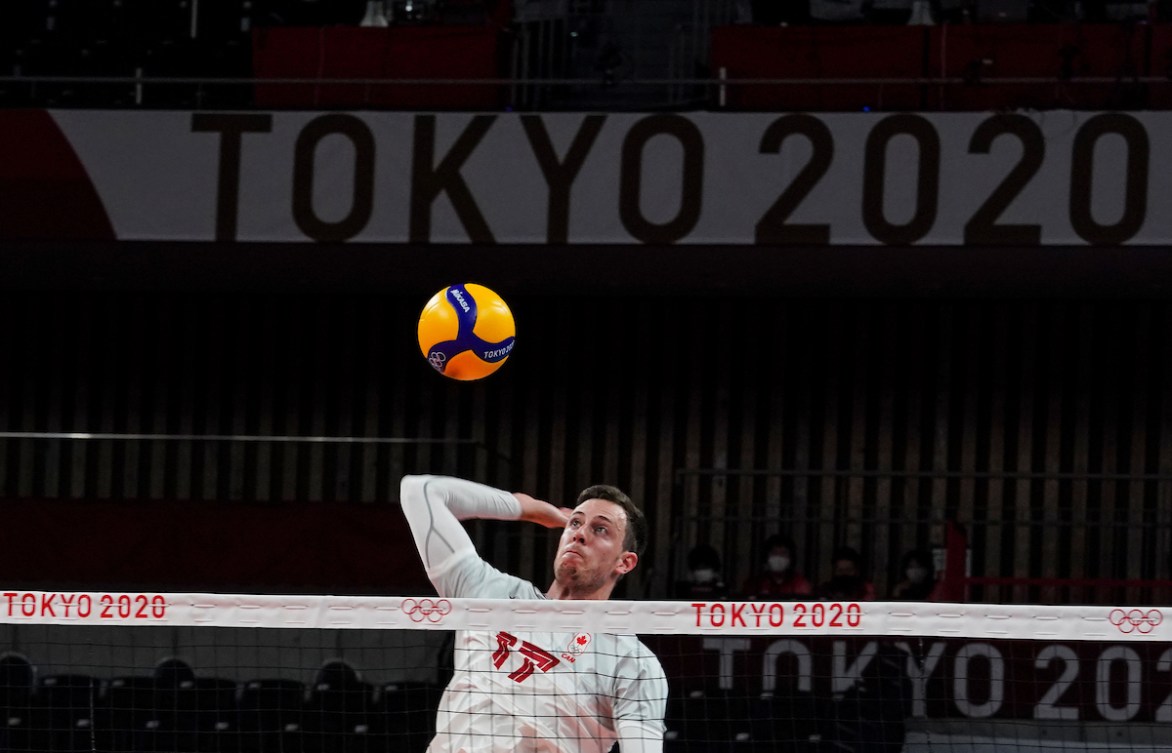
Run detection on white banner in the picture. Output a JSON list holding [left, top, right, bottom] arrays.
[[38, 110, 1172, 245], [0, 590, 1165, 640]]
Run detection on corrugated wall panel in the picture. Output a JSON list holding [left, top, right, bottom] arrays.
[[0, 294, 1169, 601]]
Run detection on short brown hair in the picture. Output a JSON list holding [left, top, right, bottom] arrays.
[[576, 484, 647, 558]]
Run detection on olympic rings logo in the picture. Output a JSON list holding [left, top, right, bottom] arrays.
[[402, 598, 452, 624], [405, 598, 454, 619], [1108, 608, 1163, 634]]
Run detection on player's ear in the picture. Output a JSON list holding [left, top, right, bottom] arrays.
[[615, 551, 638, 575]]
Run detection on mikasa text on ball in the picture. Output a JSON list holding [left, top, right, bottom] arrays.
[[417, 283, 516, 380]]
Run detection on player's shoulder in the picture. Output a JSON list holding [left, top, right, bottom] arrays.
[[438, 549, 542, 599], [600, 633, 666, 665], [628, 636, 668, 679]]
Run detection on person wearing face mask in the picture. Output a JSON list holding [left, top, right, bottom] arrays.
[[672, 544, 729, 600], [817, 546, 877, 602], [738, 534, 813, 601], [890, 548, 940, 601]]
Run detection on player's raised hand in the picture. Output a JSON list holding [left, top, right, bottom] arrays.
[[514, 492, 572, 528]]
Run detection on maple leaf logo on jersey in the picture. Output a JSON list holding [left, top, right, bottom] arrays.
[[561, 632, 592, 663]]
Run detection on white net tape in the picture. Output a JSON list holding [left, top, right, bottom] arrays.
[[3, 591, 1172, 753], [0, 590, 1164, 640]]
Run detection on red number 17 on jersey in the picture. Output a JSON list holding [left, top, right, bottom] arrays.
[[493, 631, 561, 683]]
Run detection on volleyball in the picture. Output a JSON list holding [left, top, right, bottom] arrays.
[[417, 283, 516, 381]]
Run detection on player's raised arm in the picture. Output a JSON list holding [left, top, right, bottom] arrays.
[[399, 474, 570, 583], [399, 474, 518, 573]]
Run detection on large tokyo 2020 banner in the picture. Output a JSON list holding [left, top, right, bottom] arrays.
[[2, 108, 1168, 245]]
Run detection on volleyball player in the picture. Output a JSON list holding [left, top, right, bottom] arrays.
[[399, 474, 668, 753]]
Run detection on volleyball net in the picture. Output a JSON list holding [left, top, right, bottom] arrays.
[[1, 591, 1170, 753]]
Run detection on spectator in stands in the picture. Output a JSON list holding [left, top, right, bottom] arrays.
[[673, 544, 729, 600], [817, 546, 876, 601], [890, 548, 939, 601], [739, 533, 813, 600]]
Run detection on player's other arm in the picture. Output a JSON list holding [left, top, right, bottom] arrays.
[[613, 650, 669, 753]]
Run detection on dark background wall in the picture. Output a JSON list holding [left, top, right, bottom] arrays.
[[0, 242, 1169, 602]]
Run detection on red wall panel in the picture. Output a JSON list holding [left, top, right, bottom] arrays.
[[1148, 24, 1172, 108], [712, 25, 928, 111], [0, 110, 115, 240], [712, 22, 1152, 112], [926, 24, 1145, 111], [0, 499, 430, 595], [252, 26, 504, 110]]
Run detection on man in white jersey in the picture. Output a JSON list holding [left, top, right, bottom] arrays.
[[399, 474, 667, 753]]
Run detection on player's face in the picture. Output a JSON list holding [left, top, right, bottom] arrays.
[[554, 499, 634, 592]]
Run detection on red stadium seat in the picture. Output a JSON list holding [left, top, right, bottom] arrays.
[[711, 25, 928, 112], [1147, 23, 1172, 109], [925, 23, 1145, 111], [252, 25, 505, 110]]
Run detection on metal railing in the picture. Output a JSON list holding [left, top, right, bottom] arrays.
[[1, 73, 1165, 111], [669, 466, 1172, 605]]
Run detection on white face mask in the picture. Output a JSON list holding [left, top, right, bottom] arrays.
[[692, 568, 716, 584], [767, 555, 790, 574], [906, 566, 928, 584]]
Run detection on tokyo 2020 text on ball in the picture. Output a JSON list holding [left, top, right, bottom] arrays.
[[417, 283, 516, 381]]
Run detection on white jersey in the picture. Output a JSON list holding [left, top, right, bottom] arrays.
[[400, 475, 668, 753]]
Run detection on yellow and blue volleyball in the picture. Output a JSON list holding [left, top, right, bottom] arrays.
[[417, 283, 516, 381]]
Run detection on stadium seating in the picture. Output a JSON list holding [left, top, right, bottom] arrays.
[[32, 673, 102, 753], [371, 681, 443, 753], [0, 654, 461, 753], [0, 655, 35, 753], [301, 660, 377, 753], [664, 686, 738, 753], [102, 675, 161, 752], [237, 677, 308, 753], [0, 653, 928, 753]]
